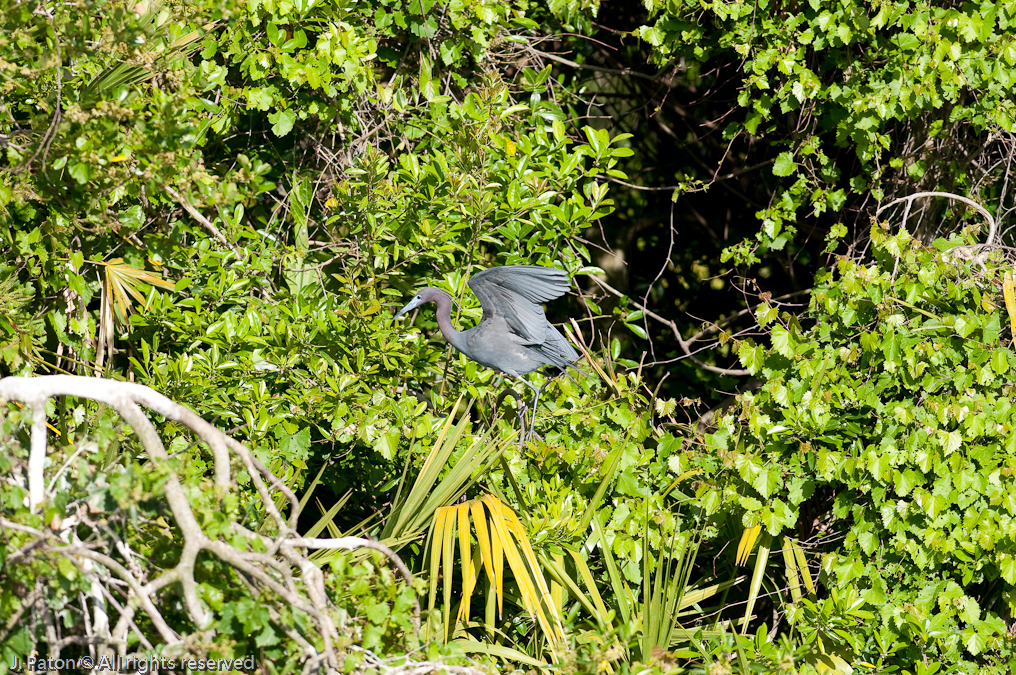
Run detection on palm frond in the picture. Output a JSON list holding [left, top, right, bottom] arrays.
[[741, 532, 772, 634], [426, 494, 563, 658], [96, 258, 175, 369], [380, 398, 510, 543], [80, 4, 213, 102]]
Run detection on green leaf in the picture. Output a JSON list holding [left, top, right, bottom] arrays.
[[736, 339, 765, 374], [277, 427, 311, 462], [856, 528, 877, 555], [365, 600, 390, 623], [756, 303, 779, 326], [269, 109, 297, 137], [772, 151, 796, 176], [1003, 43, 1016, 67], [255, 624, 279, 647], [771, 326, 794, 358], [119, 205, 144, 229], [69, 161, 91, 184], [752, 467, 780, 499], [962, 626, 985, 656], [582, 126, 606, 155], [627, 322, 647, 339], [247, 87, 273, 110], [936, 430, 962, 455], [992, 348, 1009, 375]]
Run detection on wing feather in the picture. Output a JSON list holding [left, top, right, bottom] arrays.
[[469, 266, 570, 304], [532, 326, 579, 369], [468, 266, 572, 345]]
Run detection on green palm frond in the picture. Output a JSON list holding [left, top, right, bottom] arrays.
[[0, 273, 44, 369], [738, 530, 852, 673], [80, 5, 213, 102], [740, 530, 771, 634], [782, 535, 816, 603], [589, 486, 746, 661], [380, 399, 510, 544]]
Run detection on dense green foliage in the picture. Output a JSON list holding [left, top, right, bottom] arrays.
[[699, 228, 1016, 671], [3, 0, 1016, 672], [637, 0, 1016, 252]]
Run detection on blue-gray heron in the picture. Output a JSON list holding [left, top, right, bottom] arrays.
[[394, 265, 580, 439]]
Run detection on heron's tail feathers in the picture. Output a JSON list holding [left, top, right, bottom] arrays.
[[533, 325, 580, 370], [558, 364, 583, 387]]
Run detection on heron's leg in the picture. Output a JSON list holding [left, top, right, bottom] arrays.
[[515, 379, 536, 444], [516, 397, 529, 447], [519, 377, 550, 442]]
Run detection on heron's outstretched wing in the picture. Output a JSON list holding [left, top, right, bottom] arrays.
[[468, 266, 571, 345], [470, 265, 572, 303]]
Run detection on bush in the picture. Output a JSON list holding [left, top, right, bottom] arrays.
[[695, 210, 1016, 672]]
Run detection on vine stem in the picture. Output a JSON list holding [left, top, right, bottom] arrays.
[[876, 190, 997, 246]]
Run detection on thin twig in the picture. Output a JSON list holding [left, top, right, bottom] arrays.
[[0, 587, 43, 645], [587, 277, 751, 376], [526, 46, 668, 82], [164, 186, 234, 248], [16, 4, 63, 174]]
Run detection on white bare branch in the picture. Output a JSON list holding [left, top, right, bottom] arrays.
[[0, 375, 419, 673]]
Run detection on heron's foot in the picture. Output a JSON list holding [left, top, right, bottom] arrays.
[[519, 404, 548, 445], [522, 412, 538, 444], [495, 384, 548, 445], [519, 380, 549, 444]]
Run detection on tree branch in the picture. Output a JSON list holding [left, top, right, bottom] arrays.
[[526, 46, 668, 82], [876, 190, 997, 246], [164, 186, 235, 248], [586, 276, 752, 376], [0, 374, 423, 670]]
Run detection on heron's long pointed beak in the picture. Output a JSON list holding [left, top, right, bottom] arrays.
[[393, 296, 422, 320]]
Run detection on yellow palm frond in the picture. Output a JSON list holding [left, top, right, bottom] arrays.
[[427, 495, 563, 657], [96, 258, 175, 369], [1004, 270, 1016, 344], [102, 258, 175, 327], [741, 532, 771, 634], [11, 401, 61, 436], [735, 523, 761, 566]]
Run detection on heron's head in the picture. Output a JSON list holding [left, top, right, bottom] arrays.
[[394, 287, 443, 320]]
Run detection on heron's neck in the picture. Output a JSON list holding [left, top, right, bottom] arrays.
[[433, 291, 469, 353]]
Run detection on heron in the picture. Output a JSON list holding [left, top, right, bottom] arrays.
[[393, 265, 580, 440]]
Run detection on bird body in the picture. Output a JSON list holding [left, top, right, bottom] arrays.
[[394, 265, 579, 377], [455, 314, 554, 376]]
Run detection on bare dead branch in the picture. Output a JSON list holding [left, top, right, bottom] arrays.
[[164, 186, 235, 249], [0, 374, 420, 672], [876, 191, 997, 246]]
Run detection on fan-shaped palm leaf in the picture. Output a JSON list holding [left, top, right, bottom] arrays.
[[80, 4, 213, 102], [426, 494, 564, 657], [96, 258, 174, 369]]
